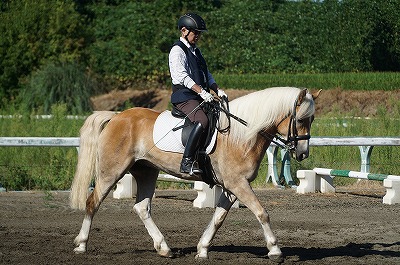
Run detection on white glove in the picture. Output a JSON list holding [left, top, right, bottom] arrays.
[[199, 89, 214, 102], [217, 89, 227, 99]]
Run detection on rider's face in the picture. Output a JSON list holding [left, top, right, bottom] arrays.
[[181, 27, 202, 45]]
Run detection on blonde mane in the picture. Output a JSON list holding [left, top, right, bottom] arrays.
[[220, 87, 315, 148]]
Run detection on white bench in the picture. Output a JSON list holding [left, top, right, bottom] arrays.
[[113, 174, 239, 208], [296, 168, 400, 205]]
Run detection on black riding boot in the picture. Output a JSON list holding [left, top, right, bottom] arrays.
[[180, 122, 204, 175]]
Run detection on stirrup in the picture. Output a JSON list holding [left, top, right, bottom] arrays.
[[180, 158, 203, 175], [188, 164, 203, 176]]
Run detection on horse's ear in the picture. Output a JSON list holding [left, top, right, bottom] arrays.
[[297, 88, 308, 105], [312, 89, 322, 100]]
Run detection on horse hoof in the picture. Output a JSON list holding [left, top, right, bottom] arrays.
[[268, 247, 283, 263], [268, 254, 283, 263], [159, 249, 174, 258], [74, 245, 86, 254], [268, 252, 283, 263], [195, 253, 208, 260]]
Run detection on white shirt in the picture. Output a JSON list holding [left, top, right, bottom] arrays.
[[169, 37, 215, 90]]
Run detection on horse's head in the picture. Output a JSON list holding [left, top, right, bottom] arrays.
[[276, 89, 321, 161]]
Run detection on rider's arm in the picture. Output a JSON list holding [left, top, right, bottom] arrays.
[[169, 45, 196, 90]]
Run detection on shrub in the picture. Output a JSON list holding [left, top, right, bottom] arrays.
[[20, 62, 98, 114]]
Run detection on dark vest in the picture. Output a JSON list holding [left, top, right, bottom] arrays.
[[171, 40, 210, 104]]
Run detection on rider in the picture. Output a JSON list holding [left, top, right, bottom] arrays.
[[169, 13, 227, 175]]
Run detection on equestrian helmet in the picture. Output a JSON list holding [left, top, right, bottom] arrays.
[[178, 13, 207, 32]]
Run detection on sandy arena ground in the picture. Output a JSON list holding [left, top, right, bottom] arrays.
[[1, 187, 399, 265]]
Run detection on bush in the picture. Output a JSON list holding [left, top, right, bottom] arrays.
[[0, 0, 90, 106], [20, 62, 98, 114]]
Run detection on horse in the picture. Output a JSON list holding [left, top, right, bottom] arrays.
[[70, 86, 320, 262]]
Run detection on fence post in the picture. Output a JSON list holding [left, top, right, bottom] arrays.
[[359, 146, 373, 173], [266, 146, 280, 186], [383, 177, 400, 205], [266, 145, 295, 188], [281, 149, 295, 187]]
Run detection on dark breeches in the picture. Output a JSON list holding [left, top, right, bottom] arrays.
[[174, 99, 209, 129]]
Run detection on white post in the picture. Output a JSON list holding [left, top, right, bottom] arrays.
[[193, 181, 239, 208], [296, 170, 317, 193], [319, 174, 336, 193], [383, 177, 400, 205], [113, 174, 137, 199]]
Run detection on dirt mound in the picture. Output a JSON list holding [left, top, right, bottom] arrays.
[[90, 88, 400, 117]]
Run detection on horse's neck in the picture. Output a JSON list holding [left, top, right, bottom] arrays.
[[235, 131, 273, 161]]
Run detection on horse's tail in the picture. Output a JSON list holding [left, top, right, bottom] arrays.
[[70, 111, 116, 210]]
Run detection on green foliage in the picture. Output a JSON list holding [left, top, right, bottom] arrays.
[[1, 0, 400, 110], [0, 0, 90, 105], [20, 62, 98, 114], [0, 104, 83, 190], [86, 0, 218, 85], [1, 0, 400, 189]]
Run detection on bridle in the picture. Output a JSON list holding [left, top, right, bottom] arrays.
[[267, 98, 311, 151], [214, 96, 311, 152]]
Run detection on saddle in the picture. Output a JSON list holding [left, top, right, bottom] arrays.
[[153, 103, 221, 186]]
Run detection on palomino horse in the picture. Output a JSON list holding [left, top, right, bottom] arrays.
[[70, 87, 320, 262]]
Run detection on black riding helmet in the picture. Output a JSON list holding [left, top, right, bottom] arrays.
[[177, 13, 207, 32]]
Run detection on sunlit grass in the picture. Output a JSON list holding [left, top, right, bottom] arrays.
[[1, 71, 399, 190], [215, 72, 400, 91]]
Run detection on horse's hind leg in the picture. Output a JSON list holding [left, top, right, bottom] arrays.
[[132, 165, 173, 258], [196, 189, 237, 259], [73, 190, 101, 253], [74, 171, 123, 253]]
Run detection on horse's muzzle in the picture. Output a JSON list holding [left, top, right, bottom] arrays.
[[292, 145, 309, 161], [296, 152, 309, 161]]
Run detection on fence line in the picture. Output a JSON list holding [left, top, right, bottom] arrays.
[[1, 136, 400, 188], [267, 137, 400, 187], [0, 137, 79, 147]]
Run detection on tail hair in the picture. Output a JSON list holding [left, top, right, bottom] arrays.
[[69, 111, 116, 210]]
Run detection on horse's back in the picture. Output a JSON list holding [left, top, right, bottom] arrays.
[[99, 107, 161, 149], [117, 107, 160, 119], [108, 107, 160, 128]]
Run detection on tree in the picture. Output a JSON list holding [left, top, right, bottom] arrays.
[[0, 0, 90, 105]]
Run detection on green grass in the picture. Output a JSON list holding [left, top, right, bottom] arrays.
[[1, 72, 400, 190], [251, 114, 400, 188], [215, 72, 400, 91], [0, 104, 84, 190], [2, 109, 398, 190]]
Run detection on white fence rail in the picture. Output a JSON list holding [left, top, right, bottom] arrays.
[[1, 136, 400, 207], [0, 137, 80, 147], [267, 137, 400, 188]]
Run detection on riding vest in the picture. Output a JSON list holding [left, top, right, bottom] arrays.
[[170, 40, 210, 104]]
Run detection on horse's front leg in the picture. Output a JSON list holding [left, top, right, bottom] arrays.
[[228, 181, 283, 262], [196, 189, 237, 259]]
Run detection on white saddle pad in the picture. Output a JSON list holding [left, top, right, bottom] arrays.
[[153, 110, 217, 154]]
